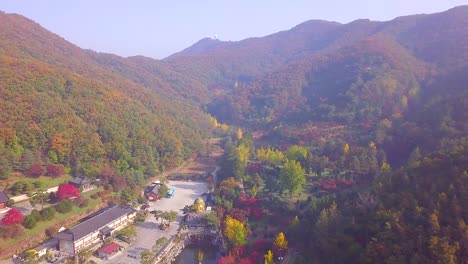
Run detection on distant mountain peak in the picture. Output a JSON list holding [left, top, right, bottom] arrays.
[[166, 36, 224, 59]]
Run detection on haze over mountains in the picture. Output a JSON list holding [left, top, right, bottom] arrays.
[[0, 6, 467, 263], [0, 6, 467, 176]]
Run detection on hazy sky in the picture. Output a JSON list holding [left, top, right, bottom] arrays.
[[1, 1, 467, 59]]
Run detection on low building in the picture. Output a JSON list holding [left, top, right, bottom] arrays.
[[69, 177, 93, 191], [97, 242, 120, 259], [145, 185, 160, 201], [34, 238, 58, 258], [55, 205, 137, 255], [0, 191, 9, 209]]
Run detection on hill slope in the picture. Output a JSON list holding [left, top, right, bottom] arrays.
[[165, 6, 468, 164], [0, 11, 210, 185]]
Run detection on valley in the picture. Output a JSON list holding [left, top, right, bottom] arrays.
[[0, 4, 467, 264]]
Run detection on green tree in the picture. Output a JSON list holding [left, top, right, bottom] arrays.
[[29, 190, 47, 209], [120, 188, 137, 203], [257, 147, 285, 166], [140, 249, 155, 264], [279, 160, 306, 195], [0, 155, 12, 179], [152, 237, 168, 252], [286, 145, 308, 162], [204, 211, 220, 228], [40, 207, 56, 221], [23, 215, 37, 229], [235, 144, 250, 180], [116, 224, 136, 239], [77, 249, 93, 264], [162, 210, 178, 225]]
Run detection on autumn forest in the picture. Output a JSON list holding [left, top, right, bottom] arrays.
[[0, 5, 467, 264]]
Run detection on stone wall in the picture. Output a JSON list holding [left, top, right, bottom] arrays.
[[155, 232, 220, 264]]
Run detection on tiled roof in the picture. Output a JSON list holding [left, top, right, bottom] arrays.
[[69, 177, 92, 186], [56, 205, 137, 241], [99, 242, 119, 254]]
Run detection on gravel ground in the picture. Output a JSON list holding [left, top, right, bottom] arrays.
[[107, 180, 208, 264]]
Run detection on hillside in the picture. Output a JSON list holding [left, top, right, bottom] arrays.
[[165, 6, 468, 164], [0, 11, 211, 186]]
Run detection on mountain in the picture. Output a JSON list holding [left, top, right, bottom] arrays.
[[165, 6, 468, 164], [0, 11, 211, 184], [1, 6, 467, 180]]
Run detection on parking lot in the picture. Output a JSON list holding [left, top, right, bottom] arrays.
[[108, 180, 208, 264]]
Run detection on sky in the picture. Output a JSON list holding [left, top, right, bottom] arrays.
[[1, 1, 468, 59]]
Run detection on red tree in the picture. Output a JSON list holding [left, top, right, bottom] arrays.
[[252, 239, 271, 252], [56, 184, 80, 200], [27, 164, 44, 178], [1, 208, 24, 226], [248, 251, 262, 263], [46, 164, 65, 177], [229, 208, 248, 222], [239, 258, 253, 264], [217, 255, 235, 264]]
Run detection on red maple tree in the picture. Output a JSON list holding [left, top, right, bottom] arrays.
[[56, 183, 80, 200], [27, 164, 44, 178], [1, 208, 24, 226], [239, 258, 253, 264], [46, 164, 65, 177], [217, 255, 235, 264]]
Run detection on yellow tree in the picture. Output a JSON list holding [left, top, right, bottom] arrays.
[[236, 128, 243, 141], [380, 161, 391, 172], [291, 215, 299, 227], [343, 143, 350, 155], [273, 232, 288, 251], [264, 250, 274, 264], [224, 216, 248, 247]]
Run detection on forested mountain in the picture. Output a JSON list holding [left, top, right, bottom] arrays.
[[166, 6, 468, 165], [0, 4, 467, 263], [0, 11, 211, 186]]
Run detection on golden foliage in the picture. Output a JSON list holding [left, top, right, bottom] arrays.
[[224, 215, 248, 247], [273, 232, 288, 250]]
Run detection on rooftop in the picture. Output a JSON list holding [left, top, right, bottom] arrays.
[[55, 205, 137, 241], [69, 177, 92, 186], [99, 242, 119, 254], [0, 191, 9, 203]]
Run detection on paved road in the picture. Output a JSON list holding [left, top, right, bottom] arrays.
[[107, 180, 208, 264]]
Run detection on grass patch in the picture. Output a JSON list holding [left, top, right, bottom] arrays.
[[0, 188, 103, 250], [3, 174, 73, 191]]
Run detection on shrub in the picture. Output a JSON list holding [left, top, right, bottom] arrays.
[[1, 208, 25, 226], [48, 192, 57, 202], [74, 197, 89, 208], [0, 224, 25, 239], [10, 181, 33, 195], [40, 207, 56, 220], [45, 226, 57, 237], [158, 184, 169, 197], [30, 209, 43, 222], [55, 200, 73, 213], [23, 215, 37, 229]]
